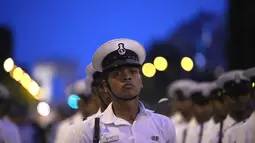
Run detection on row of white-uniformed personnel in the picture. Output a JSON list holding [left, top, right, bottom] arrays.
[[167, 68, 255, 143], [55, 38, 255, 143], [56, 38, 176, 143]]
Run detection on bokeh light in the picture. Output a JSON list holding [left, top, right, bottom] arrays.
[[3, 58, 14, 72], [67, 94, 80, 109], [181, 57, 194, 72], [37, 102, 50, 116], [153, 56, 168, 71], [28, 80, 40, 97], [13, 67, 24, 81], [142, 63, 156, 78]]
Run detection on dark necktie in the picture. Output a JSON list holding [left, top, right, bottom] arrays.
[[198, 124, 204, 143], [218, 121, 224, 143], [182, 128, 187, 143]]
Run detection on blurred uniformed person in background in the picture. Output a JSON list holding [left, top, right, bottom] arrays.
[[222, 68, 255, 143], [167, 79, 195, 143], [212, 70, 253, 143], [85, 63, 112, 115], [201, 81, 228, 143], [186, 82, 213, 143], [64, 63, 112, 142], [0, 83, 21, 143], [65, 38, 176, 143], [55, 79, 99, 143], [154, 98, 172, 117], [168, 79, 195, 125]]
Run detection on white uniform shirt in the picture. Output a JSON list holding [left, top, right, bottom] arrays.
[[171, 112, 189, 143], [0, 117, 21, 143], [186, 117, 214, 143], [63, 108, 102, 143], [64, 101, 176, 143], [171, 112, 183, 125], [202, 115, 236, 143], [54, 112, 83, 143], [223, 112, 255, 143], [86, 108, 102, 121]]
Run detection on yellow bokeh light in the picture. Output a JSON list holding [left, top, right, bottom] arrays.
[[3, 58, 15, 72], [13, 67, 24, 81], [20, 73, 32, 89], [33, 88, 42, 100], [153, 56, 168, 71], [181, 57, 194, 72], [142, 63, 156, 78], [28, 80, 40, 97], [252, 82, 255, 88]]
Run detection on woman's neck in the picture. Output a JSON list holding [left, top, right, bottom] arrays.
[[112, 100, 140, 124]]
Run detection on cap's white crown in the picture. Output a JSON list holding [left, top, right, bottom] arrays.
[[92, 38, 146, 72]]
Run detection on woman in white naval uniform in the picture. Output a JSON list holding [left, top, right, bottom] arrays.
[[0, 83, 21, 143], [65, 38, 176, 143], [185, 82, 213, 143], [222, 67, 255, 143], [201, 81, 228, 143], [167, 79, 196, 143], [212, 70, 253, 143], [54, 79, 99, 143]]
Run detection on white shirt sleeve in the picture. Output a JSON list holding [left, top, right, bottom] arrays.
[[63, 119, 95, 143]]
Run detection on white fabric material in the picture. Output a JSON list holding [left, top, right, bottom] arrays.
[[85, 63, 97, 77], [54, 112, 83, 143], [63, 108, 102, 143], [92, 38, 146, 72], [167, 79, 197, 99], [223, 112, 255, 143], [86, 108, 102, 121], [65, 79, 91, 96], [243, 67, 255, 78], [63, 101, 176, 143], [202, 115, 236, 143], [171, 112, 190, 143], [217, 70, 249, 88], [185, 117, 211, 143]]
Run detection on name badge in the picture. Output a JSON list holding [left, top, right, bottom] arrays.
[[151, 136, 159, 141], [101, 135, 119, 143]]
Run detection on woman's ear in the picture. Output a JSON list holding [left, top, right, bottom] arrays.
[[101, 80, 108, 93]]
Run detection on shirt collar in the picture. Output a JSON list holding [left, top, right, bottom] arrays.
[[97, 108, 102, 114], [171, 112, 186, 124], [188, 117, 198, 127], [101, 101, 150, 125], [223, 115, 236, 130], [246, 112, 255, 129]]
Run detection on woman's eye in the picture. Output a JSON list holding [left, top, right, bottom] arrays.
[[114, 72, 120, 76]]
